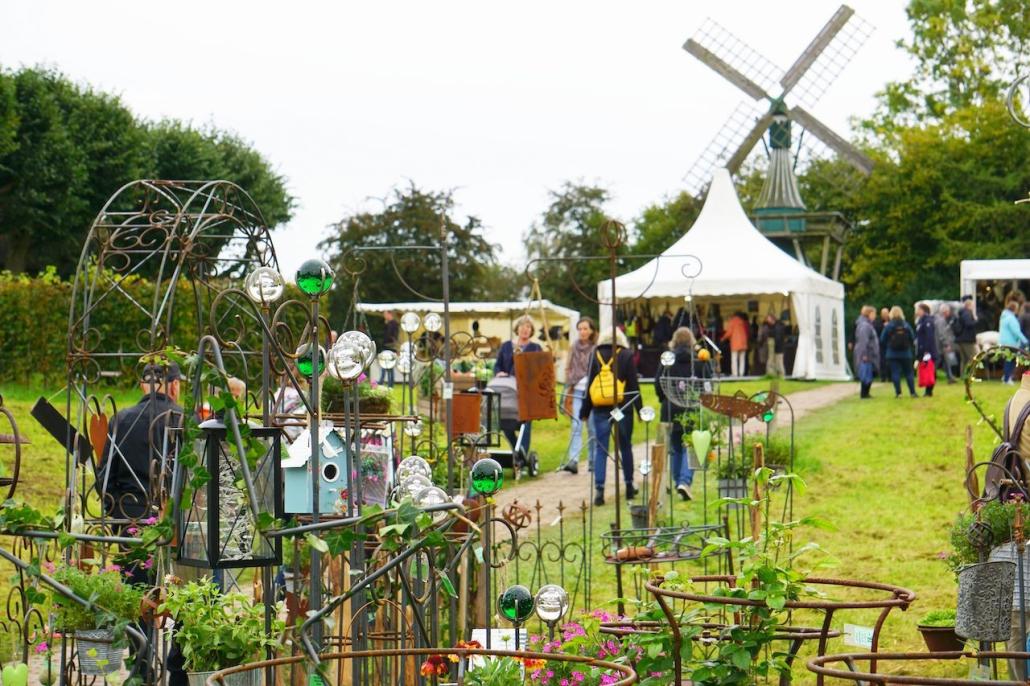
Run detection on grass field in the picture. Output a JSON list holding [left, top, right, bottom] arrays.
[[0, 376, 1013, 679]]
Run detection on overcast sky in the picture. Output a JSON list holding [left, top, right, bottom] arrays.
[[2, 1, 914, 278]]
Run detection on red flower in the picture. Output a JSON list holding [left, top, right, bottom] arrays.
[[420, 655, 449, 677]]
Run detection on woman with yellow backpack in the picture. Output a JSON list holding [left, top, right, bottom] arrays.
[[579, 328, 642, 506]]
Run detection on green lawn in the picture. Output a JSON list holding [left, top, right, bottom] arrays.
[[513, 378, 1014, 680]]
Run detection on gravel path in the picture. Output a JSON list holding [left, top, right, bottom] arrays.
[[491, 381, 856, 535]]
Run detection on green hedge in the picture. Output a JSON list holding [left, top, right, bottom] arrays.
[[0, 268, 318, 385]]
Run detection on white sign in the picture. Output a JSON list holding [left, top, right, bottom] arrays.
[[442, 382, 454, 400], [842, 623, 874, 649]]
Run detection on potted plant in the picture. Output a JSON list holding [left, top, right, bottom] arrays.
[[716, 459, 750, 509], [51, 566, 144, 676], [357, 379, 392, 415], [160, 579, 285, 686], [473, 362, 492, 390], [917, 609, 965, 652]]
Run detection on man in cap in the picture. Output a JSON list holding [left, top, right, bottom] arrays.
[[98, 361, 185, 521]]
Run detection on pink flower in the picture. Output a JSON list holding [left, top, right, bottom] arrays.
[[126, 527, 139, 535], [103, 564, 121, 573], [143, 557, 154, 570], [35, 642, 47, 654], [144, 516, 159, 525]]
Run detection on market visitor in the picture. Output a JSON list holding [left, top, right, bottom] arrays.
[[654, 327, 711, 500], [580, 328, 641, 506], [1000, 300, 1029, 384], [880, 306, 918, 399], [878, 307, 891, 382], [1021, 302, 1030, 342], [934, 303, 958, 384], [853, 305, 879, 399], [561, 316, 598, 474], [759, 313, 786, 377], [953, 296, 979, 374], [378, 310, 399, 387], [915, 302, 938, 397], [721, 311, 750, 377], [494, 314, 542, 453]]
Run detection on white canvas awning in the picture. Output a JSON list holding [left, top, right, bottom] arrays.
[[960, 259, 1030, 303], [597, 169, 848, 380]]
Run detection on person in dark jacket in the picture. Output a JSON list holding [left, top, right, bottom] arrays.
[[853, 305, 879, 399], [880, 306, 917, 398], [877, 307, 890, 381], [915, 302, 938, 397], [954, 296, 979, 374], [580, 329, 641, 506], [654, 327, 712, 500]]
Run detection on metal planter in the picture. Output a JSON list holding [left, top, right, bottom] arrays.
[[956, 560, 1015, 643]]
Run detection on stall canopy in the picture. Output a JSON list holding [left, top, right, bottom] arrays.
[[960, 259, 1030, 304], [598, 168, 848, 380]]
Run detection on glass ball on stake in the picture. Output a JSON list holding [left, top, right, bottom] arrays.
[[377, 350, 397, 370], [339, 330, 376, 369], [295, 343, 325, 378], [329, 340, 364, 381], [295, 258, 334, 297], [395, 474, 433, 502], [423, 312, 443, 333], [400, 312, 421, 334], [660, 351, 676, 367], [470, 458, 503, 496], [403, 419, 423, 437], [244, 267, 285, 305], [498, 584, 535, 647], [534, 584, 570, 638], [397, 455, 433, 483], [414, 485, 450, 521], [639, 406, 656, 423]]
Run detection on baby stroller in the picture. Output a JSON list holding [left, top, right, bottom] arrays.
[[484, 375, 540, 477]]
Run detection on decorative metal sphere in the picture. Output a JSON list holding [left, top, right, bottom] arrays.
[[295, 258, 334, 296], [377, 350, 398, 370], [470, 457, 503, 496], [295, 343, 325, 378], [660, 351, 676, 367], [639, 406, 656, 423], [423, 312, 443, 333], [244, 267, 285, 304], [498, 585, 535, 624], [397, 455, 433, 483], [329, 340, 364, 381], [339, 330, 376, 368], [400, 311, 422, 334], [534, 584, 569, 624], [403, 419, 423, 437]]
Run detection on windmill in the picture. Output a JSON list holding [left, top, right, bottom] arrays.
[[682, 5, 873, 280]]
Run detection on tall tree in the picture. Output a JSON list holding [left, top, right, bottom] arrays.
[[868, 0, 1030, 129], [524, 182, 617, 318], [0, 66, 294, 275], [630, 191, 702, 258], [320, 183, 501, 326]]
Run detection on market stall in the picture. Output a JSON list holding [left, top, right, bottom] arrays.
[[598, 169, 849, 380]]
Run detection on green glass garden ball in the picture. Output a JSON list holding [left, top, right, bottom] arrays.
[[470, 458, 503, 496], [296, 343, 325, 378], [498, 584, 534, 623], [295, 258, 334, 296]]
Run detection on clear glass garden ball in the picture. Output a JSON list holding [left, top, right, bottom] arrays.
[[414, 485, 449, 509], [377, 350, 397, 370], [396, 352, 413, 375], [660, 351, 676, 367], [534, 584, 569, 624], [639, 406, 656, 423], [244, 267, 285, 304], [400, 311, 421, 334], [397, 455, 433, 482], [340, 330, 376, 368], [396, 474, 433, 501], [403, 419, 423, 437], [329, 340, 364, 381], [423, 312, 443, 333], [295, 258, 334, 296]]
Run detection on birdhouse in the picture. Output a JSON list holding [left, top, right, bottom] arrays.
[[282, 422, 350, 515], [177, 419, 282, 569]]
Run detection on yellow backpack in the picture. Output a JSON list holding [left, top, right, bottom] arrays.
[[589, 349, 625, 407]]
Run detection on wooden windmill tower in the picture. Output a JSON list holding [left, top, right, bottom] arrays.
[[683, 5, 873, 281]]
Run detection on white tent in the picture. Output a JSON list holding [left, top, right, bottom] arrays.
[[598, 169, 849, 380], [960, 259, 1030, 306]]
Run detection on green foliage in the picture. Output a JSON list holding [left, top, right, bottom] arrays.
[[320, 183, 504, 327], [919, 608, 957, 627], [50, 566, 144, 632], [0, 65, 294, 276], [946, 499, 1030, 573], [159, 580, 284, 673], [630, 191, 702, 258], [462, 656, 523, 686]]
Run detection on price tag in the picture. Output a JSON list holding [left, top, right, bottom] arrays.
[[843, 623, 874, 649], [442, 382, 454, 400], [610, 408, 624, 422]]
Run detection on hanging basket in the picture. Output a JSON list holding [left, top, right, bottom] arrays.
[[74, 629, 124, 676], [955, 560, 1015, 643]]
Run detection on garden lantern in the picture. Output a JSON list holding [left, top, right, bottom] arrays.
[[178, 419, 282, 569]]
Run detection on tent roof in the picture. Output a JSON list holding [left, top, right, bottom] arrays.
[[356, 299, 579, 320], [960, 259, 1030, 281], [600, 169, 843, 300]]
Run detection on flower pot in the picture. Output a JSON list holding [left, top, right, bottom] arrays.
[[956, 560, 1015, 642], [917, 625, 965, 652], [629, 504, 649, 530], [717, 478, 747, 509], [359, 397, 391, 415], [74, 629, 124, 676], [188, 668, 261, 686]]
